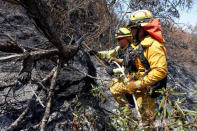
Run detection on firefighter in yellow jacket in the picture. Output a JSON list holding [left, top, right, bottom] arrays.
[[89, 27, 133, 75], [89, 28, 137, 108], [110, 10, 168, 121]]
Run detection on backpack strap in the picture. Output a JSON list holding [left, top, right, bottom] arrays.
[[136, 45, 150, 71], [117, 47, 125, 59], [124, 46, 138, 73], [126, 44, 150, 72]]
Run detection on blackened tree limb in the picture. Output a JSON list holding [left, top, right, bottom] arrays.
[[0, 49, 59, 63], [18, 54, 33, 84], [7, 97, 35, 131], [40, 59, 61, 131], [0, 49, 59, 91], [0, 41, 24, 53], [20, 0, 74, 62], [7, 105, 30, 131], [0, 41, 45, 53], [0, 52, 58, 91]]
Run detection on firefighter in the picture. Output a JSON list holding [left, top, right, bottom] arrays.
[[126, 9, 168, 121]]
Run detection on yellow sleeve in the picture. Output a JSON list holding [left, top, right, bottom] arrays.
[[136, 42, 168, 89], [98, 46, 120, 60], [113, 67, 125, 74]]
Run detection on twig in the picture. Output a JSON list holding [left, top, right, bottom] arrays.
[[115, 3, 130, 30], [68, 35, 74, 45], [7, 107, 29, 131], [182, 109, 197, 114], [21, 45, 45, 51], [31, 78, 48, 91], [174, 101, 185, 118], [164, 89, 169, 118], [30, 86, 45, 108], [4, 87, 12, 105], [42, 67, 57, 83], [40, 59, 61, 131], [68, 66, 111, 81], [0, 54, 23, 62]]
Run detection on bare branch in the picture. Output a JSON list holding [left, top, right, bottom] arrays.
[[0, 41, 23, 53], [40, 59, 61, 131], [7, 98, 35, 131], [68, 66, 111, 81], [0, 49, 58, 63], [29, 86, 45, 108]]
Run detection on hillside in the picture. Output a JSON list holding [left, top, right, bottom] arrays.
[[0, 0, 196, 130]]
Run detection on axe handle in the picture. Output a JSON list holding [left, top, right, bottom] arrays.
[[82, 41, 107, 69]]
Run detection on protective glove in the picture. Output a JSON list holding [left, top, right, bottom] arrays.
[[125, 81, 139, 94], [109, 57, 123, 64], [113, 67, 125, 74], [105, 67, 114, 76], [88, 50, 99, 56]]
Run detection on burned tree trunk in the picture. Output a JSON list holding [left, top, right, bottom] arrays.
[[20, 0, 80, 62]]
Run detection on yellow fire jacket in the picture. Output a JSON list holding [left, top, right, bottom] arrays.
[[132, 35, 168, 89]]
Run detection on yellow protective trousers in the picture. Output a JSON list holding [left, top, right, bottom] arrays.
[[109, 77, 156, 121]]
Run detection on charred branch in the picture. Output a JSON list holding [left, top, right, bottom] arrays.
[[40, 59, 61, 131], [0, 49, 59, 63], [7, 98, 35, 131], [0, 42, 23, 53]]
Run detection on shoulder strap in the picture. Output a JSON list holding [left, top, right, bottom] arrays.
[[117, 48, 123, 59], [124, 46, 138, 73], [124, 44, 150, 73], [137, 45, 150, 70]]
